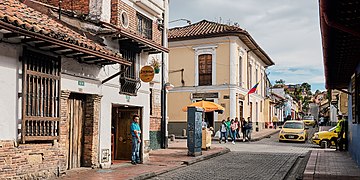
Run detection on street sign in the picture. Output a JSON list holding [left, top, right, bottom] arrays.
[[139, 66, 154, 82], [78, 81, 85, 86]]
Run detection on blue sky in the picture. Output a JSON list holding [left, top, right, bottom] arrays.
[[169, 0, 325, 92]]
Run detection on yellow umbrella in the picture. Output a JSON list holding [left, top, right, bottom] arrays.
[[182, 100, 225, 113]]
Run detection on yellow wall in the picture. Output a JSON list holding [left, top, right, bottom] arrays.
[[168, 92, 190, 122], [168, 89, 230, 122], [216, 43, 230, 85], [168, 46, 195, 87]]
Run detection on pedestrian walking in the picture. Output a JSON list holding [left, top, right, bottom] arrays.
[[219, 119, 228, 143], [335, 114, 345, 151], [230, 119, 238, 144], [241, 117, 246, 141], [235, 117, 241, 138], [130, 115, 141, 165], [245, 117, 253, 141], [225, 117, 231, 140]]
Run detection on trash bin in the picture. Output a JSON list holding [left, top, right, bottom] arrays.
[[202, 128, 211, 150]]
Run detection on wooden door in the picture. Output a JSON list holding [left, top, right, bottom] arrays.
[[67, 95, 85, 169], [250, 102, 253, 120], [114, 108, 141, 160], [239, 101, 244, 119]]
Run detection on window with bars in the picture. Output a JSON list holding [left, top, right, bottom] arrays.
[[198, 54, 212, 86], [120, 48, 137, 79], [119, 46, 141, 96], [21, 50, 61, 142], [137, 13, 152, 40]]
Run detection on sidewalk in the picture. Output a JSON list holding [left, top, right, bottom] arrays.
[[303, 150, 360, 180], [58, 140, 229, 180], [58, 129, 278, 180], [212, 128, 280, 142]]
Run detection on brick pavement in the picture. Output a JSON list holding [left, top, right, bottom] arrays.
[[303, 150, 360, 180], [57, 140, 229, 180], [151, 152, 298, 180], [57, 129, 278, 180], [213, 128, 280, 142]]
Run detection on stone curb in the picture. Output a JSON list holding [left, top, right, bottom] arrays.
[[209, 130, 280, 142], [182, 147, 231, 165], [129, 148, 230, 180], [250, 130, 280, 142]]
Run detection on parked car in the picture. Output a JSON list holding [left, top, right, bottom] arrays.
[[302, 119, 316, 127], [302, 116, 316, 127], [312, 126, 344, 148], [279, 120, 308, 143]]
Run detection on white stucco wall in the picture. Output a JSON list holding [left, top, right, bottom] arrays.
[[0, 43, 20, 140]]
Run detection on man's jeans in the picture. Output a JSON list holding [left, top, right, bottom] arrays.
[[246, 129, 252, 140], [220, 132, 227, 142], [231, 130, 237, 142], [131, 137, 140, 163]]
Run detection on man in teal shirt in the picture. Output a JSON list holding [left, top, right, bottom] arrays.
[[225, 117, 231, 139], [130, 115, 141, 165]]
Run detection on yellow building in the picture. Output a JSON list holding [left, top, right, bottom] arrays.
[[167, 20, 274, 135]]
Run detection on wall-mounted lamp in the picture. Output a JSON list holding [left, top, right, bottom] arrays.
[[164, 82, 174, 91]]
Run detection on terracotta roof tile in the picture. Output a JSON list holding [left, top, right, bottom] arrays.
[[0, 0, 125, 63], [168, 20, 275, 66], [168, 20, 244, 39]]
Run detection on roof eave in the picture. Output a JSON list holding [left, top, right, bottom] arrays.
[[0, 21, 131, 66], [169, 32, 274, 66]]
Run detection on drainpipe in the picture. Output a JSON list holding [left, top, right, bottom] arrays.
[[160, 12, 167, 149]]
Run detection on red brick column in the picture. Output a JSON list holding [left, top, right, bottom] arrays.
[[60, 90, 71, 170], [83, 94, 102, 168]]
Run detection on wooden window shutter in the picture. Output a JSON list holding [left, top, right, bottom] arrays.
[[198, 54, 212, 86], [21, 49, 61, 143]]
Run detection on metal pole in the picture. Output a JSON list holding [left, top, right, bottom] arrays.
[[160, 12, 167, 149]]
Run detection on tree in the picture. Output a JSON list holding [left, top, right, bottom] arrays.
[[273, 79, 285, 88]]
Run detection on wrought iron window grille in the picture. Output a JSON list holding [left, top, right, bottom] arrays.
[[119, 75, 141, 96]]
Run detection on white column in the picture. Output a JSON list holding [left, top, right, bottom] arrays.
[[230, 88, 237, 119], [229, 39, 237, 119], [229, 39, 237, 85]]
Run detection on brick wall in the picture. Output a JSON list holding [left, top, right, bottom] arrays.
[[112, 0, 163, 45], [0, 91, 102, 179], [150, 89, 161, 131], [0, 91, 72, 179], [83, 95, 102, 168], [150, 89, 161, 149], [37, 0, 90, 15], [110, 0, 119, 25], [0, 140, 65, 179]]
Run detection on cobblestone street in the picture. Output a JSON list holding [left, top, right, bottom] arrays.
[[151, 129, 319, 180], [151, 152, 298, 180]]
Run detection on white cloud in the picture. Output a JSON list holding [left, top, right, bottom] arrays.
[[170, 0, 324, 89]]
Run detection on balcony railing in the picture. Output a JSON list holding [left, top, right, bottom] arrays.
[[119, 76, 141, 96]]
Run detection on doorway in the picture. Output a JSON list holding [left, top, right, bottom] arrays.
[[67, 94, 86, 169], [239, 101, 244, 119], [249, 102, 253, 121], [111, 106, 142, 161], [195, 99, 215, 128], [204, 112, 214, 128]]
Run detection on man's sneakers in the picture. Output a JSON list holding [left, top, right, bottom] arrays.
[[131, 161, 137, 165], [232, 141, 235, 145]]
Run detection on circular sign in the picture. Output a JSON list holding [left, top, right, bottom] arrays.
[[139, 66, 155, 82]]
